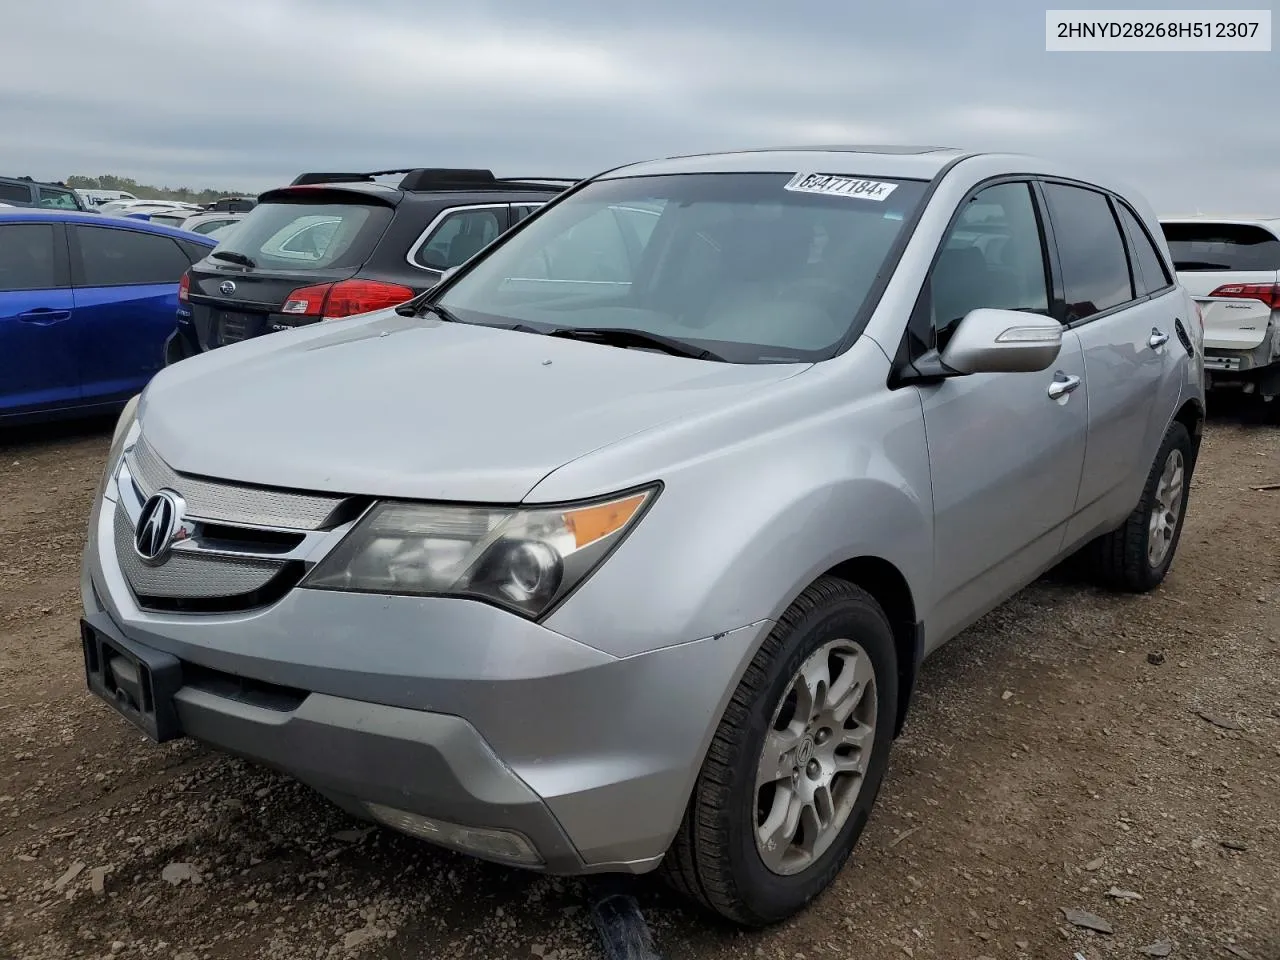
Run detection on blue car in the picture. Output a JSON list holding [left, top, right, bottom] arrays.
[[0, 210, 215, 424]]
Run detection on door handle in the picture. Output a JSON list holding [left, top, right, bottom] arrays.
[[17, 308, 71, 325], [1047, 373, 1082, 400], [1148, 327, 1170, 349]]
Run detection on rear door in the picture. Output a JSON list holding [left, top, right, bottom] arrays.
[[69, 223, 193, 402], [1160, 221, 1280, 351], [185, 193, 396, 348], [1038, 182, 1171, 543], [0, 221, 78, 417]]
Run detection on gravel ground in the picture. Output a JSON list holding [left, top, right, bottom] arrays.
[[0, 403, 1277, 960]]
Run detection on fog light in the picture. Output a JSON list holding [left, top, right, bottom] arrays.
[[364, 802, 543, 866]]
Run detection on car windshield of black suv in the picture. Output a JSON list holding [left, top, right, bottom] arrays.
[[435, 172, 929, 363]]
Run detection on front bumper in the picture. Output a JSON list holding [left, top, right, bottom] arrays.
[[84, 494, 769, 874]]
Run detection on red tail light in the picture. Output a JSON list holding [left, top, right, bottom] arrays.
[[281, 282, 332, 317], [323, 279, 416, 318], [178, 273, 189, 302], [281, 280, 415, 320], [1207, 282, 1280, 310]]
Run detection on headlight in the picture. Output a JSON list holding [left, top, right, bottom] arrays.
[[97, 394, 142, 503], [302, 486, 658, 618]]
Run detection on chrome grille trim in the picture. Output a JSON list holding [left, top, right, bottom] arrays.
[[113, 506, 285, 600], [126, 436, 343, 531]]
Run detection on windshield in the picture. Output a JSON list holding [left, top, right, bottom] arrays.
[[208, 201, 392, 271], [436, 172, 929, 363]]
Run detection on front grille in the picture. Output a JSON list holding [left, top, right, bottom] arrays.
[[113, 508, 286, 601], [113, 435, 351, 613], [127, 436, 343, 530]]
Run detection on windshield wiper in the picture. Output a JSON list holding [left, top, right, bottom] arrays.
[[544, 327, 725, 361], [210, 250, 255, 268]]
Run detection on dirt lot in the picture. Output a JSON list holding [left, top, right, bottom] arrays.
[[0, 405, 1277, 960]]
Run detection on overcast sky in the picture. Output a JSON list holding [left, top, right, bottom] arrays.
[[2, 0, 1276, 215]]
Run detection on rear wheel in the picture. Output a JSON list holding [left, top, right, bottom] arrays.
[[661, 577, 898, 926], [1083, 421, 1192, 592]]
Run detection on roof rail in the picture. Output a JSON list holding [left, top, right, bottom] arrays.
[[498, 177, 580, 185]]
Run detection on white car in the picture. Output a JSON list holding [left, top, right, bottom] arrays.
[[1160, 217, 1280, 410], [147, 210, 246, 237]]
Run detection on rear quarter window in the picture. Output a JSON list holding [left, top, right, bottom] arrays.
[[75, 226, 192, 286], [1161, 222, 1280, 272], [215, 200, 393, 271]]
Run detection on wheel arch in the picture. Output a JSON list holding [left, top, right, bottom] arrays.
[[823, 556, 922, 738], [1172, 396, 1205, 468]]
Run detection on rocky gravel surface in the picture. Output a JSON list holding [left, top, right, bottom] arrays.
[[0, 406, 1276, 960]]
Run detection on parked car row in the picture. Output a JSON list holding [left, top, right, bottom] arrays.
[[78, 145, 1207, 928]]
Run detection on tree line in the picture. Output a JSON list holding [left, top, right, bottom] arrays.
[[66, 175, 251, 205]]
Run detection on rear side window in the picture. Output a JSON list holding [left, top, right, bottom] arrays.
[[1042, 183, 1134, 322], [216, 200, 392, 271], [1116, 204, 1172, 295], [0, 182, 30, 204], [76, 226, 191, 286], [0, 224, 59, 291], [414, 207, 504, 271], [1160, 222, 1280, 272]]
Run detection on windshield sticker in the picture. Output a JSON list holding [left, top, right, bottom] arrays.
[[784, 173, 898, 202]]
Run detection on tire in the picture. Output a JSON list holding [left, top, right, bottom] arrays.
[[661, 577, 898, 926], [1084, 421, 1193, 592]]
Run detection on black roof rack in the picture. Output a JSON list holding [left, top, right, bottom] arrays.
[[288, 168, 576, 192]]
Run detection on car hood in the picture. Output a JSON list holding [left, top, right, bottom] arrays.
[[140, 311, 809, 503]]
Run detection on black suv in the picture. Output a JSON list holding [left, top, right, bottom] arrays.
[[166, 168, 572, 363], [0, 176, 90, 212]]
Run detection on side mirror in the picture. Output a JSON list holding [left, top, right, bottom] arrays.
[[940, 308, 1063, 375]]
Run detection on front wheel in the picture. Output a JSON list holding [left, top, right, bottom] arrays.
[[661, 577, 898, 926], [1083, 421, 1193, 592]]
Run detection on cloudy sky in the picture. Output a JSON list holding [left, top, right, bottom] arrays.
[[2, 0, 1276, 215]]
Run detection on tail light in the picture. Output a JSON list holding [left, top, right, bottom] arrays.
[[1206, 282, 1280, 309], [178, 273, 189, 302], [281, 279, 415, 320]]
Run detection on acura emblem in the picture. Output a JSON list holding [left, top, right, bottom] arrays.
[[219, 280, 236, 296], [134, 490, 187, 564]]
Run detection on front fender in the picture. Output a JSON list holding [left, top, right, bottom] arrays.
[[539, 359, 933, 660]]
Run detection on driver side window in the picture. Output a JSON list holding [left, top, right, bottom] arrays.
[[921, 181, 1052, 351]]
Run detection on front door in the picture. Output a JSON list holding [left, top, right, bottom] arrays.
[[913, 180, 1089, 643]]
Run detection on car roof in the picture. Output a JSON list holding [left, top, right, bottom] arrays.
[[0, 208, 218, 242], [597, 145, 972, 181]]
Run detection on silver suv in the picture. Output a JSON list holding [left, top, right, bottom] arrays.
[[81, 146, 1205, 926]]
